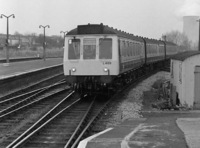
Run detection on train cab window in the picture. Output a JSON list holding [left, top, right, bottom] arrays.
[[83, 38, 96, 59], [99, 38, 112, 59], [68, 39, 80, 59]]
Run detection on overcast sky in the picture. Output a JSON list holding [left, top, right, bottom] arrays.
[[0, 0, 200, 39]]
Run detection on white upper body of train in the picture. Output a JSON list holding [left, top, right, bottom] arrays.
[[63, 24, 177, 84]]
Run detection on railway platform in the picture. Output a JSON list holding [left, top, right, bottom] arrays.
[[79, 110, 200, 148], [0, 58, 63, 80]]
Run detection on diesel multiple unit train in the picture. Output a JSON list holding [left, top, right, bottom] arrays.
[[63, 23, 178, 93]]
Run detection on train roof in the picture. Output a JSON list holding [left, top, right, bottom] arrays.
[[143, 37, 164, 44], [67, 23, 176, 45], [67, 23, 144, 42]]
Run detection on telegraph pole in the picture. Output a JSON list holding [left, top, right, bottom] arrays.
[[0, 14, 15, 63], [39, 25, 50, 61]]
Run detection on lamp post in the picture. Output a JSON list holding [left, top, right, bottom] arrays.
[[39, 25, 50, 61], [0, 14, 15, 63], [197, 19, 200, 51], [60, 31, 68, 47]]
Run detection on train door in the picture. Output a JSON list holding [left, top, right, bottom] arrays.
[[118, 39, 122, 72]]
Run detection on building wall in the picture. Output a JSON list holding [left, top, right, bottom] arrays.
[[171, 60, 184, 104], [0, 34, 34, 47], [171, 55, 200, 108], [183, 55, 200, 107]]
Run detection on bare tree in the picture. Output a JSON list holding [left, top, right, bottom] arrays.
[[163, 30, 192, 51]]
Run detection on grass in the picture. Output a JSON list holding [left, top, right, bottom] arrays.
[[0, 47, 64, 59]]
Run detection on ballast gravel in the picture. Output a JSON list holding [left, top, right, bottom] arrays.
[[100, 71, 170, 128]]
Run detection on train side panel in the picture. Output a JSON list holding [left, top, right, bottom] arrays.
[[118, 37, 145, 74], [146, 40, 165, 65], [166, 43, 178, 58]]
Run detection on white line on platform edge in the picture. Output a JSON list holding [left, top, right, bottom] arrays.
[[77, 128, 113, 148], [121, 123, 144, 148]]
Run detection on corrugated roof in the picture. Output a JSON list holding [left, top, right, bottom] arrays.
[[171, 51, 200, 61]]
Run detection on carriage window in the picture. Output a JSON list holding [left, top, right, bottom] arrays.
[[68, 39, 80, 59], [99, 38, 112, 59], [83, 38, 96, 59]]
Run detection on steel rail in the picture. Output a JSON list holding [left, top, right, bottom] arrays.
[[0, 79, 66, 105], [0, 80, 65, 115], [6, 91, 77, 148], [64, 96, 96, 148], [0, 88, 42, 105], [70, 98, 112, 148], [0, 85, 68, 119], [0, 72, 64, 100]]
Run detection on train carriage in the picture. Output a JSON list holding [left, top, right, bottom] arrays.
[[145, 38, 165, 64], [166, 41, 178, 58], [63, 23, 178, 93]]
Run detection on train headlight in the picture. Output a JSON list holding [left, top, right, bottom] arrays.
[[104, 68, 108, 72], [72, 67, 76, 72]]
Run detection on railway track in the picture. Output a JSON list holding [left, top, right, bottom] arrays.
[[0, 80, 71, 147], [1, 91, 113, 148], [0, 67, 165, 147], [0, 73, 65, 100], [0, 80, 66, 118], [6, 93, 88, 148]]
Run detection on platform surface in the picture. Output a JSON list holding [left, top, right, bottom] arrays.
[[79, 111, 200, 148], [0, 58, 63, 79]]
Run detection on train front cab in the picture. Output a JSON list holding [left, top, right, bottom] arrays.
[[63, 35, 120, 92]]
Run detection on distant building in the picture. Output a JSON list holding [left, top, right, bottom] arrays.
[[183, 16, 199, 50], [0, 34, 35, 49], [170, 51, 200, 109]]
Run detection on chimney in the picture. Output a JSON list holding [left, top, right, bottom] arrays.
[[183, 16, 199, 45]]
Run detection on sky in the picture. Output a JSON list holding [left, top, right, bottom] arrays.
[[0, 0, 200, 39]]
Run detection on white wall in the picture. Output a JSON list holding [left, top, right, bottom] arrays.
[[171, 54, 200, 108], [171, 60, 183, 104], [183, 55, 200, 107]]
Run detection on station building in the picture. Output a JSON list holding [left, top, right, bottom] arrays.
[[170, 51, 200, 109]]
